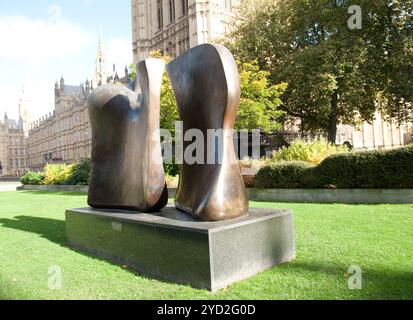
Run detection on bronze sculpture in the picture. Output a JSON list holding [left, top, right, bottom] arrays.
[[68, 45, 295, 293], [87, 58, 168, 212], [167, 44, 249, 221]]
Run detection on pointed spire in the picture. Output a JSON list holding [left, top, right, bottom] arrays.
[[98, 26, 104, 58], [85, 79, 91, 95], [125, 65, 129, 78], [55, 80, 60, 97], [60, 76, 65, 94], [94, 26, 108, 86], [99, 24, 103, 45]]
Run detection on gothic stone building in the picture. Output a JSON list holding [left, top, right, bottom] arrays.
[[132, 0, 240, 62], [27, 79, 93, 171], [0, 114, 28, 176]]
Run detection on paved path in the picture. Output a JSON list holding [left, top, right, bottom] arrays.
[[0, 182, 20, 192]]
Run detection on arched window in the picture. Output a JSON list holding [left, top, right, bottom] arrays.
[[157, 0, 164, 29], [182, 0, 188, 15], [169, 0, 176, 22]]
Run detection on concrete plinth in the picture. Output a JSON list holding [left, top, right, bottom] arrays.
[[65, 207, 295, 291]]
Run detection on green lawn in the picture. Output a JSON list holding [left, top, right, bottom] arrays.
[[0, 191, 412, 300]]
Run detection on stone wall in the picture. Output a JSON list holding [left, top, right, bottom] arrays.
[[131, 0, 240, 62], [27, 81, 92, 171], [0, 115, 28, 176]]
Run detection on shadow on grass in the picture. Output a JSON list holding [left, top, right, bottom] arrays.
[[18, 190, 87, 197], [0, 215, 200, 292], [1, 215, 412, 299], [0, 216, 66, 245]]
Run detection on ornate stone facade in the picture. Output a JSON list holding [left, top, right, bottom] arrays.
[[27, 80, 92, 171], [0, 113, 28, 176], [131, 0, 240, 62]]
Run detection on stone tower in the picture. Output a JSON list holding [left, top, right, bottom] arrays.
[[18, 87, 32, 137], [93, 28, 109, 87]]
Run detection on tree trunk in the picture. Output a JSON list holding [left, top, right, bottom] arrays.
[[300, 117, 305, 138], [328, 91, 338, 144]]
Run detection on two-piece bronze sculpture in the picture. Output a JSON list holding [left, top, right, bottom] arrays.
[[87, 44, 248, 221], [69, 46, 295, 292]]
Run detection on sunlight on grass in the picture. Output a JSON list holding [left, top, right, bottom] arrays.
[[0, 191, 412, 300]]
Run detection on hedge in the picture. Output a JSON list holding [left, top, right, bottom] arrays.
[[307, 145, 413, 189], [256, 145, 413, 189], [255, 161, 315, 188]]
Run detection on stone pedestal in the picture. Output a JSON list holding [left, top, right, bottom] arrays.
[[65, 207, 295, 291]]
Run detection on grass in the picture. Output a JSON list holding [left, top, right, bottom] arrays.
[[0, 190, 412, 300]]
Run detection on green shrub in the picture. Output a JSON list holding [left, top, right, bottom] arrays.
[[256, 161, 315, 188], [20, 171, 44, 185], [272, 138, 348, 165], [43, 164, 73, 185], [306, 145, 413, 189], [257, 145, 413, 189], [64, 159, 91, 185]]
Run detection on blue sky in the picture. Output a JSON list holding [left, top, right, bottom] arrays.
[[0, 0, 132, 120]]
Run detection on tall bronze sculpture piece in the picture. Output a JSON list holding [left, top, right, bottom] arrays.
[[87, 58, 168, 212], [167, 44, 249, 221]]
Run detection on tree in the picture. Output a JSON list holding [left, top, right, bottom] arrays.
[[236, 60, 287, 133], [229, 0, 413, 143]]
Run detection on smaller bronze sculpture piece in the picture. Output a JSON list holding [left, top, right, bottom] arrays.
[[167, 44, 249, 222], [88, 59, 168, 212]]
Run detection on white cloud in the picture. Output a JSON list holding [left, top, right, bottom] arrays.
[[81, 0, 95, 6], [0, 9, 133, 122], [0, 9, 92, 121], [107, 37, 133, 72], [0, 12, 90, 61]]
